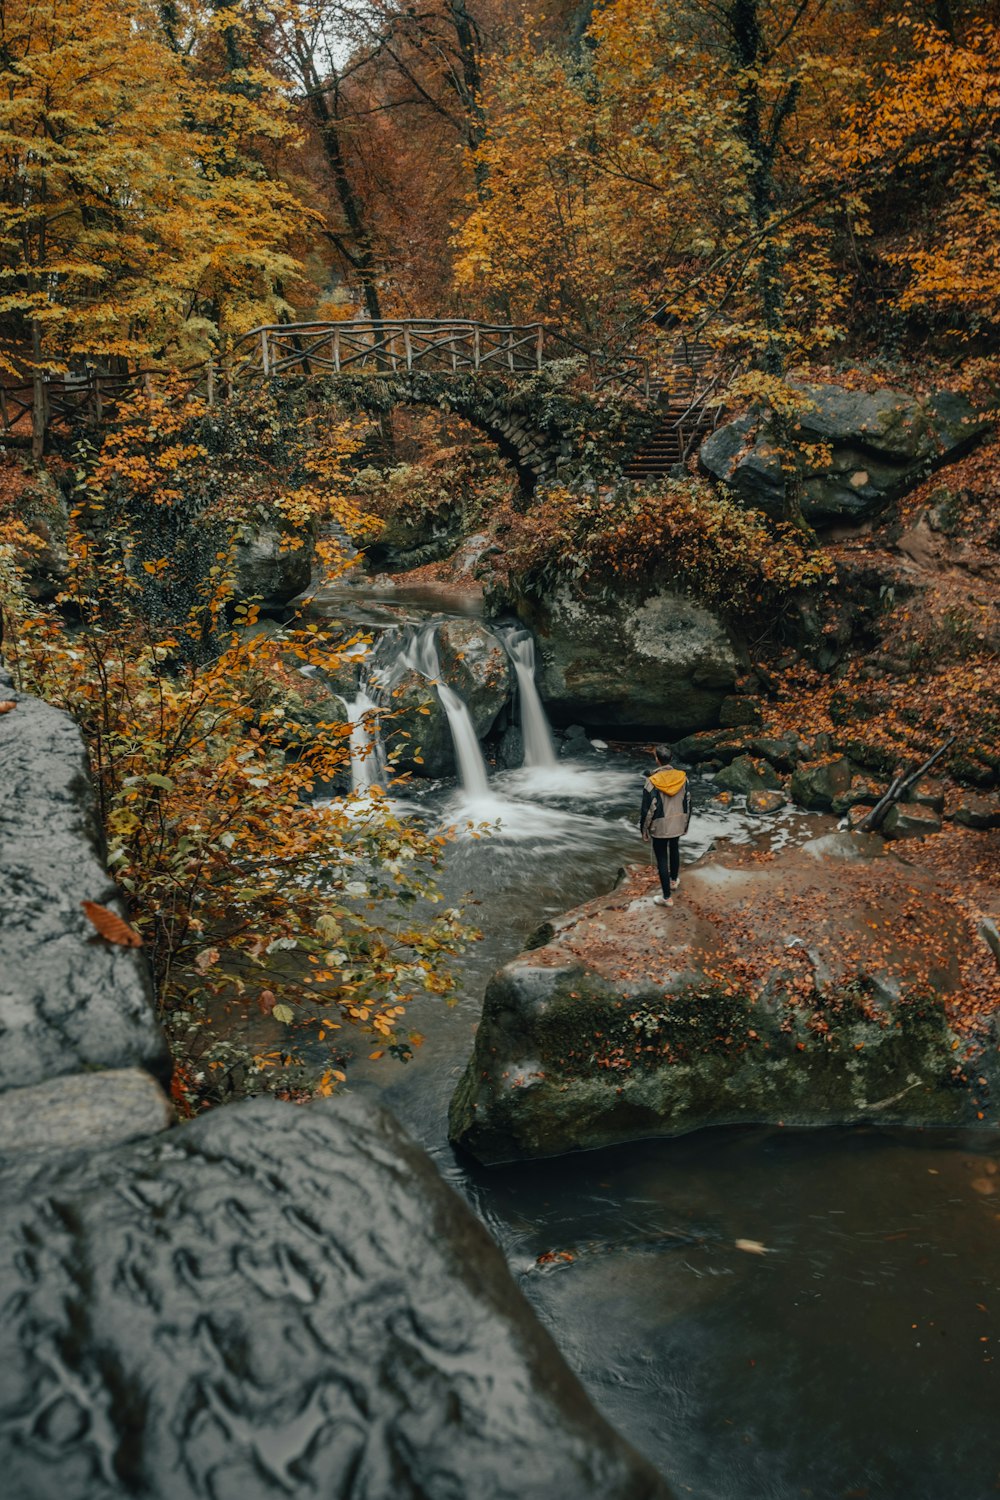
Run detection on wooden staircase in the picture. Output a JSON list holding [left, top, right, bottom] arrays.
[[622, 342, 720, 482]]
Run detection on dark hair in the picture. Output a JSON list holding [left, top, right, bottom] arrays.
[[654, 743, 672, 763]]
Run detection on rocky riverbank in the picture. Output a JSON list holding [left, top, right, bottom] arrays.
[[0, 671, 672, 1499], [450, 829, 1000, 1163]]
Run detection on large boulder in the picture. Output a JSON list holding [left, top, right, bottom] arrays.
[[0, 1094, 672, 1500], [382, 666, 456, 777], [450, 833, 993, 1163], [232, 523, 315, 611], [700, 384, 987, 527], [0, 674, 172, 1096], [437, 619, 512, 738], [510, 585, 738, 734]]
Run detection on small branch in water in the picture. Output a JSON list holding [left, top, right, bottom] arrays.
[[859, 1078, 924, 1112]]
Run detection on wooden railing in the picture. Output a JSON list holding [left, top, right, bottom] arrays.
[[0, 319, 711, 440], [224, 319, 652, 396]]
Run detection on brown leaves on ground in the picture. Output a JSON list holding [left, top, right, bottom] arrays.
[[81, 900, 144, 947], [0, 700, 16, 714]]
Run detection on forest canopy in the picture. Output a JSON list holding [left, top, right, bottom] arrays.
[[0, 0, 995, 408]]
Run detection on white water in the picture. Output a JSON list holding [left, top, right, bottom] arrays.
[[503, 629, 558, 769], [345, 689, 385, 791], [437, 681, 490, 798], [393, 622, 495, 799]]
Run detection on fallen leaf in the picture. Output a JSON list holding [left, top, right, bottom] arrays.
[[81, 900, 143, 947], [735, 1238, 769, 1255], [0, 700, 16, 714]]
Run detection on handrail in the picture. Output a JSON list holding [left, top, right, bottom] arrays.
[[0, 317, 724, 435]]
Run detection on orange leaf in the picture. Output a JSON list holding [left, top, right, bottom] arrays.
[[81, 900, 144, 947], [0, 700, 16, 715]]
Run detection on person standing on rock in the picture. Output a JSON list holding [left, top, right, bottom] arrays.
[[640, 745, 691, 907]]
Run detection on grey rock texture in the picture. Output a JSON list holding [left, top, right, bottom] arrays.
[[437, 619, 512, 738], [382, 666, 456, 778], [790, 755, 854, 811], [0, 1068, 172, 1156], [882, 802, 942, 839], [0, 674, 171, 1094], [450, 834, 984, 1163], [700, 384, 987, 527], [713, 754, 781, 796], [232, 524, 314, 610], [511, 585, 737, 733], [0, 1094, 672, 1500], [746, 789, 786, 814], [954, 792, 1000, 830]]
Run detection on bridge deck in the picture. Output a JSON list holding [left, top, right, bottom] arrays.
[[0, 320, 722, 476]]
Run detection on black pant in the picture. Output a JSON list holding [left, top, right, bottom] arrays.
[[652, 837, 680, 897]]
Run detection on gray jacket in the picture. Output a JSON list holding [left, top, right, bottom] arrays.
[[640, 769, 691, 839]]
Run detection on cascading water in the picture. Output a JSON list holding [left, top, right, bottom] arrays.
[[382, 621, 493, 799], [503, 630, 557, 769], [436, 682, 490, 799], [345, 688, 385, 792]]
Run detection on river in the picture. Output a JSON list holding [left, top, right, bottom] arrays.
[[308, 580, 1000, 1500]]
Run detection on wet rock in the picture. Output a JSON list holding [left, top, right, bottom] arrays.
[[713, 754, 782, 797], [509, 585, 737, 734], [882, 803, 942, 839], [747, 789, 787, 815], [790, 755, 854, 811], [910, 777, 945, 812], [232, 523, 314, 611], [0, 675, 171, 1095], [497, 723, 525, 769], [953, 792, 1000, 830], [437, 619, 512, 738], [383, 667, 455, 778], [0, 1069, 172, 1157], [718, 695, 763, 728], [700, 383, 987, 527], [450, 835, 980, 1162], [832, 774, 886, 816], [745, 735, 801, 772], [0, 1094, 671, 1500]]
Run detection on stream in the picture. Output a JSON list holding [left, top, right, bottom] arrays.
[[306, 580, 999, 1499]]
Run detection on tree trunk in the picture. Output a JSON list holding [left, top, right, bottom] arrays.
[[298, 47, 383, 325], [30, 318, 47, 460]]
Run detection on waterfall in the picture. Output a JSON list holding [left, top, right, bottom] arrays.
[[504, 630, 557, 768], [396, 622, 493, 797], [437, 682, 490, 799], [345, 689, 385, 791]]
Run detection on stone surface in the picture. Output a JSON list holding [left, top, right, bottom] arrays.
[[882, 802, 942, 839], [232, 523, 315, 610], [437, 618, 512, 738], [511, 585, 737, 733], [718, 695, 763, 728], [790, 755, 854, 811], [746, 789, 787, 815], [0, 675, 171, 1094], [450, 834, 983, 1162], [713, 754, 782, 796], [700, 383, 987, 527], [383, 667, 456, 777], [0, 1068, 172, 1156], [0, 1094, 671, 1500], [953, 792, 1000, 830], [832, 774, 886, 816]]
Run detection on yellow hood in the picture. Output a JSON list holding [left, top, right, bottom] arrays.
[[650, 767, 686, 797]]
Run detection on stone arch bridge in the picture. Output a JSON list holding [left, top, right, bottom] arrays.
[[2, 319, 718, 489]]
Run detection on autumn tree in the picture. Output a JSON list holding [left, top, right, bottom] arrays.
[[0, 0, 304, 452]]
